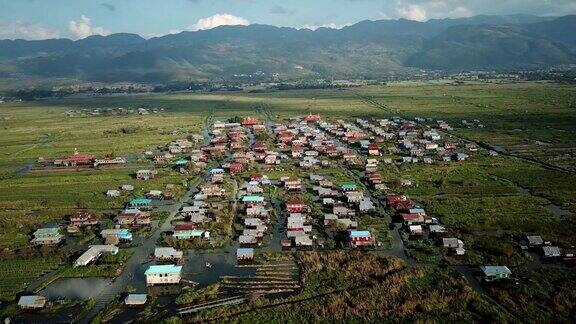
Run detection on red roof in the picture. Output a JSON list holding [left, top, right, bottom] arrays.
[[230, 163, 242, 173], [401, 213, 422, 221], [242, 117, 260, 126], [71, 210, 95, 221], [174, 224, 195, 231], [304, 114, 321, 122], [250, 173, 263, 181], [60, 153, 94, 163]]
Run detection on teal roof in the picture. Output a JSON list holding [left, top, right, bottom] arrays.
[[341, 183, 357, 190], [349, 230, 371, 238], [174, 159, 189, 165], [130, 198, 152, 205], [173, 229, 204, 238], [242, 195, 264, 203], [480, 266, 511, 276], [118, 229, 132, 240], [145, 264, 182, 275]]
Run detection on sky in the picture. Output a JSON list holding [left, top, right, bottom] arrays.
[[1, 0, 575, 40]]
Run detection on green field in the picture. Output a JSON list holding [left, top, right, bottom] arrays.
[[0, 256, 62, 301], [1, 81, 575, 307]]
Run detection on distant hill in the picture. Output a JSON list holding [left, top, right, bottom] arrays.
[[0, 15, 574, 83]]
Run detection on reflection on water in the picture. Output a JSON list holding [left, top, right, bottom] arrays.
[[39, 278, 112, 300], [148, 285, 182, 297], [181, 250, 256, 288]]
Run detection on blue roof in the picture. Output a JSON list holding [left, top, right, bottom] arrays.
[[348, 230, 371, 238], [145, 264, 182, 275]]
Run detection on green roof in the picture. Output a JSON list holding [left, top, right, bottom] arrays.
[[242, 195, 264, 203], [144, 265, 182, 275], [341, 183, 357, 190]]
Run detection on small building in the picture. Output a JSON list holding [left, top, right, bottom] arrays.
[[442, 238, 464, 249], [229, 162, 243, 174], [408, 225, 423, 235], [239, 234, 259, 245], [125, 294, 148, 306], [173, 229, 209, 240], [145, 265, 183, 286], [136, 169, 158, 180], [94, 157, 127, 167], [429, 225, 446, 234], [527, 235, 544, 247], [128, 198, 152, 209], [18, 295, 46, 309], [121, 184, 135, 192], [542, 246, 562, 258], [236, 248, 255, 261], [117, 209, 151, 226], [286, 201, 306, 213], [242, 116, 260, 126], [368, 144, 380, 156], [107, 189, 121, 197], [341, 183, 358, 192], [70, 210, 98, 227], [294, 234, 313, 247], [74, 245, 119, 267], [101, 228, 133, 243], [54, 150, 94, 167], [480, 266, 512, 281], [348, 230, 372, 246], [401, 213, 425, 225], [31, 227, 63, 246], [242, 195, 265, 206], [147, 190, 163, 199], [154, 247, 184, 262], [304, 114, 321, 123], [284, 178, 303, 191]]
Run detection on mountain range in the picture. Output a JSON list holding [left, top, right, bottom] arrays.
[[1, 14, 575, 83]]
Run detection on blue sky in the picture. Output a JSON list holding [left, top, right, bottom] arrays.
[[1, 0, 575, 40]]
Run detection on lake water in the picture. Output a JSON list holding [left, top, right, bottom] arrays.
[[39, 277, 113, 300]]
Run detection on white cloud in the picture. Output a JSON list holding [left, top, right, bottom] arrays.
[[0, 21, 59, 40], [68, 15, 110, 39], [301, 22, 351, 31], [188, 13, 250, 31], [396, 4, 428, 21], [379, 1, 473, 22]]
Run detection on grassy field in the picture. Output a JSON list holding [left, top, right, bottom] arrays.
[[1, 81, 575, 308], [487, 268, 576, 322], [0, 256, 62, 301], [178, 251, 508, 322]]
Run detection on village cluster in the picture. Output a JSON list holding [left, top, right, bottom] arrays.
[[65, 107, 164, 117], [18, 112, 570, 311]]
